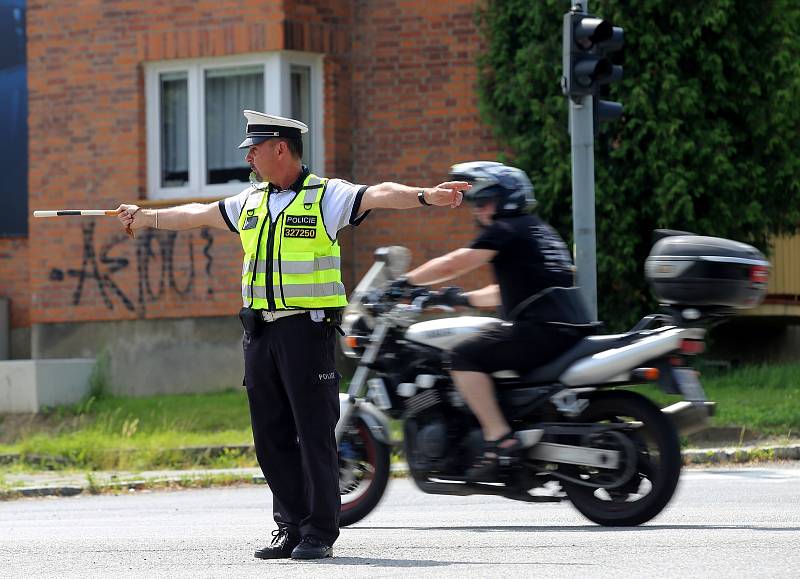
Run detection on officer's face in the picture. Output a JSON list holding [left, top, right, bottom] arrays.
[[245, 139, 278, 181], [246, 140, 291, 182], [246, 142, 272, 182]]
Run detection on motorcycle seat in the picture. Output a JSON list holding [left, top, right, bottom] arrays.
[[519, 333, 641, 385]]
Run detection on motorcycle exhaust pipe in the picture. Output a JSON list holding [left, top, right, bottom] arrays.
[[661, 400, 716, 436]]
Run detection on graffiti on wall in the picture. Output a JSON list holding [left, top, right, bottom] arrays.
[[49, 221, 216, 316]]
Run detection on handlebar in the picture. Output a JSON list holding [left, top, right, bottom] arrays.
[[360, 285, 453, 318]]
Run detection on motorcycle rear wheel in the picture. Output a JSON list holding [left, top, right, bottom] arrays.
[[339, 417, 392, 527], [561, 390, 682, 526]]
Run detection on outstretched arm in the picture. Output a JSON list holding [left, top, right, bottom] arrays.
[[359, 181, 469, 211], [116, 202, 230, 234], [406, 247, 497, 286]]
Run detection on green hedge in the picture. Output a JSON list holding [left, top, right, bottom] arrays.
[[477, 0, 800, 329]]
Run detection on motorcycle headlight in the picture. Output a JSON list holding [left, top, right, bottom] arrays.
[[339, 314, 371, 358]]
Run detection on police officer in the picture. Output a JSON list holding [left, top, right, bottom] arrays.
[[395, 161, 593, 481], [116, 110, 469, 560]]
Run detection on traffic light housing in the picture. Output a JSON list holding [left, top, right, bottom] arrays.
[[562, 10, 624, 105], [594, 98, 623, 128]]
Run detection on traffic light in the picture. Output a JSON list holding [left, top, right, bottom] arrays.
[[594, 98, 623, 128], [562, 9, 624, 104]]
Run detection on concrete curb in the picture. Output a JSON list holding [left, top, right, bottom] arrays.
[[0, 444, 254, 468], [2, 444, 799, 500], [0, 468, 265, 500], [682, 444, 800, 465]]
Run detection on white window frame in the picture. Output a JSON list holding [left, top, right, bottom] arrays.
[[145, 51, 325, 200]]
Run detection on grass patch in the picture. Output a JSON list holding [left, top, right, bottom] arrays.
[[0, 363, 798, 473], [0, 389, 255, 471], [704, 364, 800, 435], [629, 362, 800, 436]]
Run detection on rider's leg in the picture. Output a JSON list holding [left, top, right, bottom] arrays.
[[451, 369, 522, 480], [451, 370, 515, 445], [450, 323, 585, 480]]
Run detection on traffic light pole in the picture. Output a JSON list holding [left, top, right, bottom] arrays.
[[570, 94, 598, 321], [563, 0, 623, 322]]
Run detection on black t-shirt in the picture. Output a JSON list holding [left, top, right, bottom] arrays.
[[470, 214, 574, 319]]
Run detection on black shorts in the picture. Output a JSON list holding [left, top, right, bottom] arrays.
[[450, 320, 583, 374]]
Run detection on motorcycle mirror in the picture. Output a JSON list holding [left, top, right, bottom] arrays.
[[374, 246, 411, 279]]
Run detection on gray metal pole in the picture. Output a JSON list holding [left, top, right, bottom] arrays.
[[568, 0, 597, 321], [570, 94, 598, 321], [568, 0, 598, 321]]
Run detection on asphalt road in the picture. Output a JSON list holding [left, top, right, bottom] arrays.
[[1, 465, 799, 578]]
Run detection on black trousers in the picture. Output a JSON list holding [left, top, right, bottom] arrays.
[[243, 313, 341, 545], [450, 320, 584, 374]]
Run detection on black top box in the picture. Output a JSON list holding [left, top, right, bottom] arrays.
[[645, 235, 770, 309]]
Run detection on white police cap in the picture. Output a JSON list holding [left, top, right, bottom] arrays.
[[238, 110, 309, 149]]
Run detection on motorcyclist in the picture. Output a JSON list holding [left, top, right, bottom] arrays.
[[395, 161, 594, 481]]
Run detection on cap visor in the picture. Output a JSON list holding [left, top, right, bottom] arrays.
[[238, 136, 269, 149]]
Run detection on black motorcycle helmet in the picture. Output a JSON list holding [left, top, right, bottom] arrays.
[[449, 161, 537, 217]]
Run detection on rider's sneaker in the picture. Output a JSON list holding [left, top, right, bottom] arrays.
[[466, 431, 523, 482]]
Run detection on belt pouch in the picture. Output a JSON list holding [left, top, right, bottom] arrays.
[[324, 309, 345, 335], [239, 307, 261, 335]]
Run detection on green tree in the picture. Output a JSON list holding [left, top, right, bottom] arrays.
[[477, 0, 800, 328]]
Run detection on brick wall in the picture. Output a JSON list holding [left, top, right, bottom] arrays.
[[349, 0, 497, 289], [284, 1, 355, 180], [23, 0, 496, 332], [0, 238, 30, 329], [27, 0, 290, 326]]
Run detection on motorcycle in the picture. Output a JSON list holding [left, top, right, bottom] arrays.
[[335, 234, 769, 527]]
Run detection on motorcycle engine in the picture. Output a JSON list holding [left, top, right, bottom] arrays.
[[416, 420, 448, 459], [404, 412, 448, 472], [403, 387, 481, 474], [403, 388, 451, 471]]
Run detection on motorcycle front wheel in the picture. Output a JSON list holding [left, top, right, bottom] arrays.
[[560, 390, 682, 526], [338, 417, 391, 527]]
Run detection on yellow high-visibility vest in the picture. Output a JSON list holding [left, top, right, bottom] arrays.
[[238, 173, 347, 310]]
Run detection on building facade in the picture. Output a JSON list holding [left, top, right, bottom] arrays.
[[2, 1, 797, 396], [1, 0, 497, 394]]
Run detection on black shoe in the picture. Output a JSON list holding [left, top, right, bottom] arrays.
[[291, 535, 333, 560], [466, 432, 522, 482], [254, 528, 301, 559]]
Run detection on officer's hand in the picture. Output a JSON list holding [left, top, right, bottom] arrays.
[[437, 286, 471, 307], [115, 204, 144, 238], [423, 181, 470, 209]]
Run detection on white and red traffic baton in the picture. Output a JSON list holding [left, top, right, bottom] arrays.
[[33, 208, 139, 237], [33, 210, 119, 217]]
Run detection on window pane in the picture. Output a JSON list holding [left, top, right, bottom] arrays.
[[291, 65, 312, 169], [160, 71, 188, 188], [0, 3, 28, 235], [205, 66, 263, 185]]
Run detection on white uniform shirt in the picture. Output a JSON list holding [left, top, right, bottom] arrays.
[[219, 177, 368, 239], [218, 170, 370, 318]]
